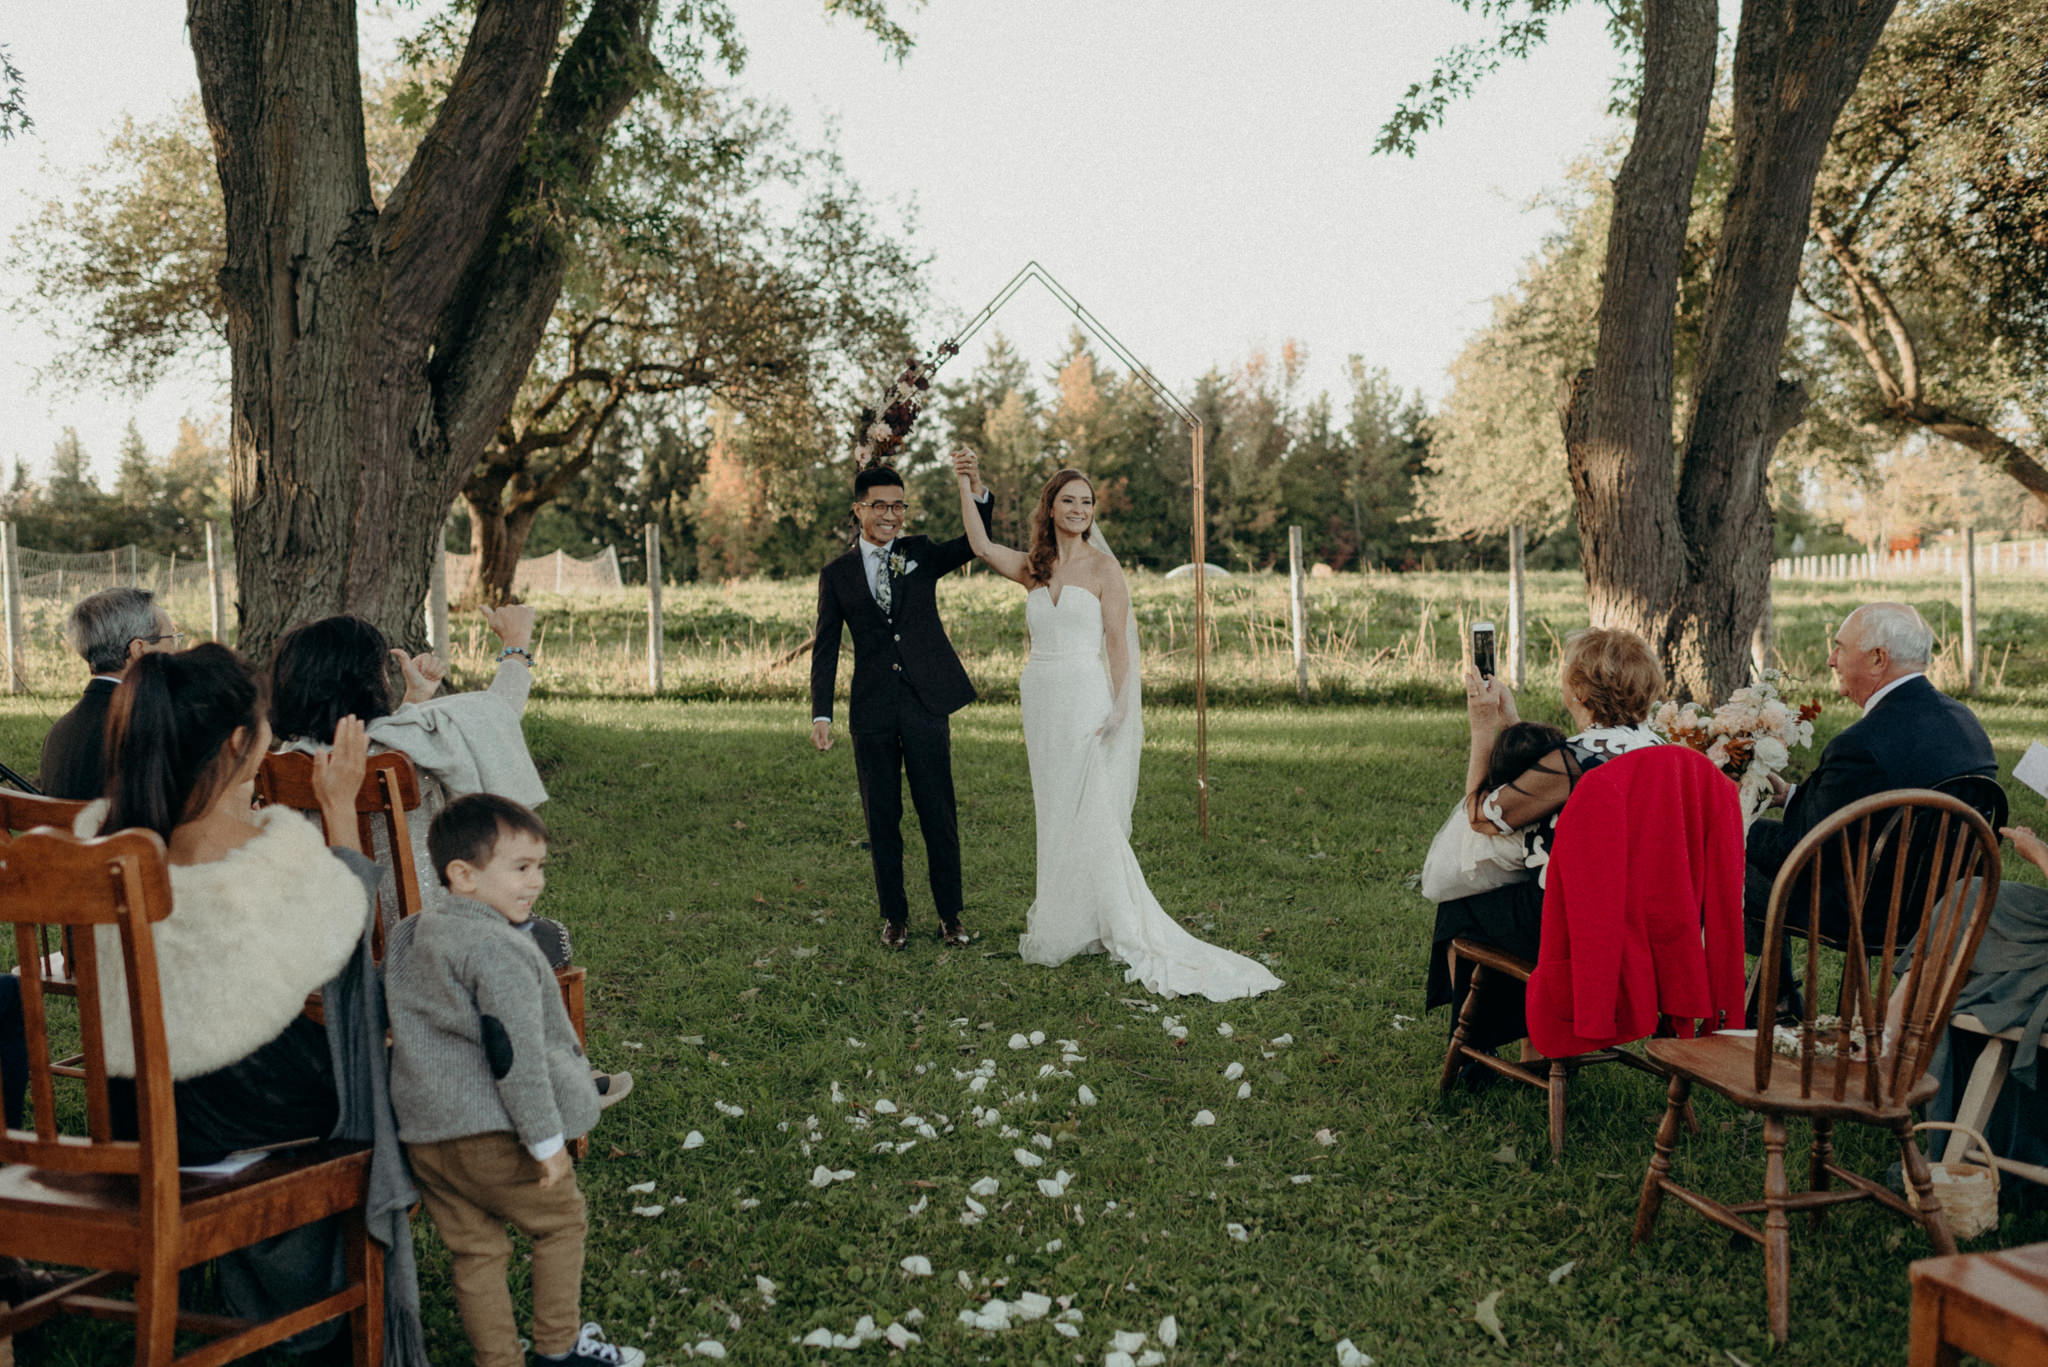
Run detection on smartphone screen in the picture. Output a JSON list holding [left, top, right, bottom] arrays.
[[1471, 621, 1497, 678]]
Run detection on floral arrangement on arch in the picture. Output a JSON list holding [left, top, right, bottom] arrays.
[[1651, 669, 1824, 826], [851, 339, 960, 470]]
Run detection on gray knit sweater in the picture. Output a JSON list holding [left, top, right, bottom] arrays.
[[385, 897, 599, 1150]]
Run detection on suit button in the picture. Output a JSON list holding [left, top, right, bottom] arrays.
[[892, 663, 901, 671], [893, 634, 901, 642]]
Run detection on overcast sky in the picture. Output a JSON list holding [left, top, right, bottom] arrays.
[[0, 1, 1666, 482]]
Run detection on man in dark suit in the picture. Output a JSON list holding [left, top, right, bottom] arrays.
[[38, 587, 181, 799], [811, 458, 993, 950], [1746, 601, 1997, 952]]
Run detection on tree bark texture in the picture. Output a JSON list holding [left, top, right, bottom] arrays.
[[1564, 0, 1898, 698], [186, 0, 650, 656]]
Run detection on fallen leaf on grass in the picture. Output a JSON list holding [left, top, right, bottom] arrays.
[[1475, 1291, 1508, 1349]]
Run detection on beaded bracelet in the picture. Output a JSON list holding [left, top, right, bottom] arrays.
[[499, 646, 534, 665]]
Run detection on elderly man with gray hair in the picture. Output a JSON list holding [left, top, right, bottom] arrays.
[[36, 586, 182, 799], [1745, 600, 1996, 977]]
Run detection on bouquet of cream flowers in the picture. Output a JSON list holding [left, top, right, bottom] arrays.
[[1651, 669, 1823, 826]]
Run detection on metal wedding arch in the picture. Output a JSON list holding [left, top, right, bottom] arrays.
[[931, 261, 1213, 837]]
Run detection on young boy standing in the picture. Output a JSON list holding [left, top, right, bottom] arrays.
[[387, 793, 642, 1367]]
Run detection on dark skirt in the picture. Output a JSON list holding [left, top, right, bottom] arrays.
[[110, 1015, 338, 1166], [1426, 878, 1545, 1051]]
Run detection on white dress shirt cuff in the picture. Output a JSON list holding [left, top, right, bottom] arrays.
[[527, 1133, 566, 1161], [813, 717, 832, 726]]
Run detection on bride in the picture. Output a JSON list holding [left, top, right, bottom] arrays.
[[953, 452, 1281, 1002]]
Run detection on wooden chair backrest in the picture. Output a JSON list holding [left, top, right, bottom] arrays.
[[0, 790, 93, 987], [0, 827, 178, 1227], [1756, 789, 2001, 1107], [254, 750, 424, 926]]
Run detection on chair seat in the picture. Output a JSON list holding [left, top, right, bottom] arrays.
[[0, 1142, 372, 1271], [1645, 1034, 1940, 1121]]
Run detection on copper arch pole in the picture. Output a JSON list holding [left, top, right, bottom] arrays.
[[923, 262, 1210, 838]]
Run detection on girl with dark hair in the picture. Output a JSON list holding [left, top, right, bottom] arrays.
[[953, 456, 1281, 1002], [270, 605, 553, 943], [92, 644, 376, 1161]]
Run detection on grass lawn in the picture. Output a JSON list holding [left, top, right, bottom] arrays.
[[9, 677, 2048, 1365]]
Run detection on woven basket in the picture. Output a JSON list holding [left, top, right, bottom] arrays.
[[1907, 1121, 2001, 1240]]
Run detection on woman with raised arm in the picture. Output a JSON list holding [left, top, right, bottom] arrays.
[[954, 451, 1280, 1001]]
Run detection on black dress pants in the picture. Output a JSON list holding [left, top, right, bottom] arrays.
[[852, 686, 962, 925]]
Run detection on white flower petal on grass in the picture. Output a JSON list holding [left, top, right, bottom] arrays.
[[1029, 1030, 1046, 1046], [1315, 1128, 1339, 1147], [846, 1037, 865, 1049], [1191, 1110, 1216, 1127], [1166, 1025, 1189, 1041], [1547, 1259, 1577, 1285], [738, 1197, 761, 1210], [1106, 1353, 1136, 1367], [1159, 1315, 1178, 1348], [714, 1100, 744, 1118], [1054, 1322, 1081, 1339], [1218, 1022, 1235, 1037], [968, 1076, 990, 1094], [1291, 1174, 1313, 1185], [854, 1315, 882, 1343], [630, 1205, 665, 1217], [907, 1195, 928, 1215], [1031, 1133, 1054, 1151], [964, 1195, 987, 1216], [1013, 1147, 1045, 1168], [1077, 1085, 1098, 1106], [1008, 1032, 1030, 1050], [625, 1180, 656, 1195], [1036, 1178, 1064, 1198], [1044, 1238, 1063, 1253], [902, 1308, 925, 1326], [969, 1176, 1001, 1196], [1014, 1292, 1052, 1321], [623, 1040, 644, 1050], [1223, 1062, 1245, 1081], [756, 1275, 777, 1298], [1271, 1033, 1294, 1046], [900, 1255, 933, 1277], [1237, 1082, 1252, 1100], [808, 1165, 854, 1188], [883, 1323, 920, 1349], [873, 1098, 898, 1114], [1112, 1329, 1147, 1353], [693, 1341, 726, 1359], [1138, 1353, 1166, 1367], [1226, 1222, 1249, 1242], [831, 1332, 860, 1348], [681, 1130, 705, 1150], [1335, 1338, 1375, 1367], [801, 1327, 833, 1347]]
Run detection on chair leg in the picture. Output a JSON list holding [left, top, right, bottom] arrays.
[[1632, 1074, 1690, 1246], [135, 1262, 177, 1366], [1547, 1059, 1568, 1158], [345, 1206, 386, 1367], [1809, 1118, 1835, 1230], [1763, 1115, 1793, 1345], [1899, 1120, 1959, 1258], [1437, 957, 1486, 1093]]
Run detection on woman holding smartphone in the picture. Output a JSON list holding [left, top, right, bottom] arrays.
[[1426, 627, 1665, 1062]]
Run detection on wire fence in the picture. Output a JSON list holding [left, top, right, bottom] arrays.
[[444, 545, 622, 596]]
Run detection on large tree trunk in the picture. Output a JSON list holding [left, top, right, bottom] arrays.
[[459, 487, 539, 609], [1565, 0, 1897, 699], [186, 0, 650, 658]]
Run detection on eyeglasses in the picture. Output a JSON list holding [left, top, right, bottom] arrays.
[[860, 501, 910, 516], [134, 631, 185, 648]]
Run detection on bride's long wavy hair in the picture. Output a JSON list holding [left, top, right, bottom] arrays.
[[1026, 469, 1094, 587]]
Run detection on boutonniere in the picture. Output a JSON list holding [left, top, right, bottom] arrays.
[[889, 552, 917, 577]]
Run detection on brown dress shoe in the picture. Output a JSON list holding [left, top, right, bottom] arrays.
[[880, 920, 908, 951], [940, 918, 971, 948]]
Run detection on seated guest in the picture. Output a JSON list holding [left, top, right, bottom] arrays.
[[1426, 627, 1665, 1054], [268, 606, 556, 950], [38, 587, 181, 798], [1745, 602, 1995, 958], [93, 645, 376, 1162]]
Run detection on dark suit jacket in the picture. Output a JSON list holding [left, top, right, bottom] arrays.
[[811, 500, 994, 729], [1747, 674, 1997, 887], [39, 677, 119, 800]]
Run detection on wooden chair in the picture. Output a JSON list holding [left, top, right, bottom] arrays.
[[1939, 1012, 2048, 1187], [0, 825, 381, 1366], [1632, 789, 2002, 1343], [254, 751, 427, 937], [1438, 747, 1740, 1156], [1909, 1242, 2048, 1367]]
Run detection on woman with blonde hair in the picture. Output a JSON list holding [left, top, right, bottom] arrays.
[[954, 453, 1280, 1001], [1426, 627, 1665, 1056]]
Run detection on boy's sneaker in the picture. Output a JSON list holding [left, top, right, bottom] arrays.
[[535, 1321, 644, 1367], [592, 1070, 633, 1111]]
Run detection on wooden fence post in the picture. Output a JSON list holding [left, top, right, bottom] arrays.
[[1, 522, 24, 694], [645, 523, 664, 693], [1507, 523, 1527, 688], [204, 521, 228, 645], [1961, 526, 1980, 694], [1287, 524, 1308, 701]]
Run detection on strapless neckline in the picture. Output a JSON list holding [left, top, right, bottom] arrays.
[[1031, 583, 1099, 612]]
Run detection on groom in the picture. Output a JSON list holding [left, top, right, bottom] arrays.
[[811, 456, 993, 950]]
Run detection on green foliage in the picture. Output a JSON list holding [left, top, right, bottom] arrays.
[[1, 418, 228, 556], [0, 41, 29, 140]]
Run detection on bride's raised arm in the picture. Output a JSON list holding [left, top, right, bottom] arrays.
[[954, 451, 1031, 585]]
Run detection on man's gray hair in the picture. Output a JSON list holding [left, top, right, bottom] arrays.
[[1854, 601, 1935, 669], [67, 587, 163, 674]]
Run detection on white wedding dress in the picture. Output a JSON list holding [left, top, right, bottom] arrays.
[[1015, 574, 1283, 1002]]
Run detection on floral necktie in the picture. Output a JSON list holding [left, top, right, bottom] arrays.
[[874, 545, 893, 613]]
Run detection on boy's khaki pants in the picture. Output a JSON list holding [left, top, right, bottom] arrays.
[[408, 1132, 587, 1367]]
